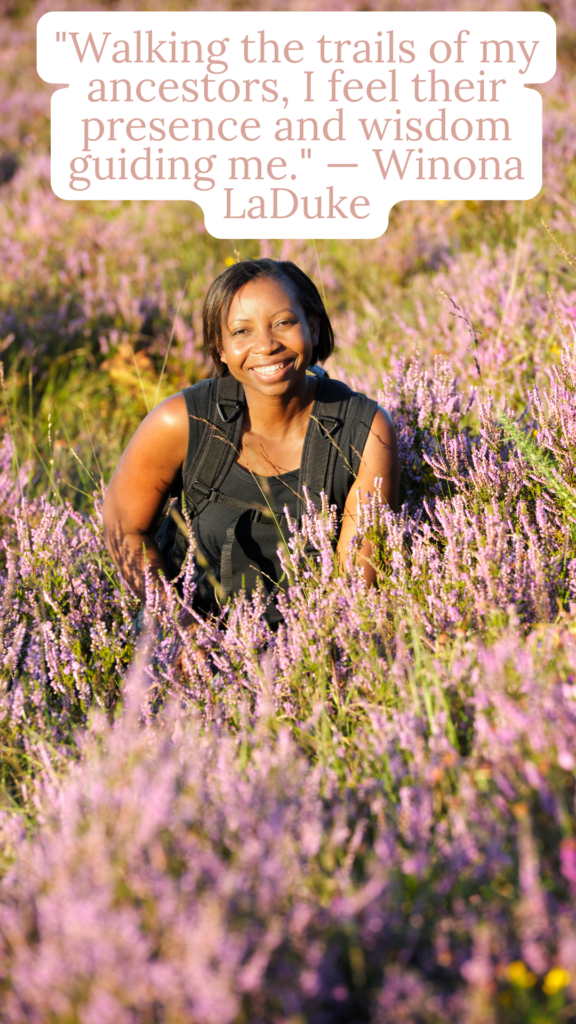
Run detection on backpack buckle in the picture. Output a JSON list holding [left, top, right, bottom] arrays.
[[217, 401, 242, 424], [316, 416, 341, 438], [192, 481, 212, 499]]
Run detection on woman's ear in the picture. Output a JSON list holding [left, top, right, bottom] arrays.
[[217, 340, 228, 365], [310, 315, 320, 348]]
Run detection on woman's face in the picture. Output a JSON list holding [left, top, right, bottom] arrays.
[[217, 276, 319, 396]]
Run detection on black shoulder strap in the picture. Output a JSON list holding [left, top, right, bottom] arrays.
[[297, 376, 351, 517], [182, 374, 244, 518], [339, 391, 379, 477], [153, 378, 211, 537], [181, 378, 212, 478]]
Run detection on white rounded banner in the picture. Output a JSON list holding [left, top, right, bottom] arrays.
[[37, 11, 556, 239]]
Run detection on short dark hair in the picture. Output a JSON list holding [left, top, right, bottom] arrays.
[[202, 258, 334, 375]]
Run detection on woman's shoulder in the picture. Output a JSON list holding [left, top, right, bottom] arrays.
[[313, 368, 378, 406], [128, 393, 189, 466], [181, 376, 215, 406], [182, 377, 216, 396], [325, 377, 381, 426]]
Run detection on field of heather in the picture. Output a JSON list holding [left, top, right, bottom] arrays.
[[3, 1, 576, 1021]]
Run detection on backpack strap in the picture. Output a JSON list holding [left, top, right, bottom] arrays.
[[338, 391, 380, 477], [156, 376, 245, 584], [182, 374, 244, 518], [297, 376, 352, 517]]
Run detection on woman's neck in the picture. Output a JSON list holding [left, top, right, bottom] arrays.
[[241, 374, 317, 442], [235, 374, 317, 476]]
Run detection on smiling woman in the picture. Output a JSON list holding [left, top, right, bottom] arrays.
[[102, 258, 399, 626]]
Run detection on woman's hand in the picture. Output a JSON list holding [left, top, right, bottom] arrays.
[[336, 408, 399, 586], [103, 394, 189, 601]]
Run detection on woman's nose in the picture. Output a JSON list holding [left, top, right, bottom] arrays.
[[251, 327, 283, 353]]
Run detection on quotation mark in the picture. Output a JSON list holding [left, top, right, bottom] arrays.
[[301, 149, 312, 159], [56, 32, 67, 41]]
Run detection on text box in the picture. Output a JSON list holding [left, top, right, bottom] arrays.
[[37, 11, 556, 239]]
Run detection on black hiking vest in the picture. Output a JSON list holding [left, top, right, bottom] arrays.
[[155, 368, 378, 617]]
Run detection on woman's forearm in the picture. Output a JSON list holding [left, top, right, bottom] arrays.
[[105, 525, 169, 603]]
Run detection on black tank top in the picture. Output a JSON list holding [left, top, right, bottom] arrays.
[[192, 463, 299, 615], [189, 410, 371, 622]]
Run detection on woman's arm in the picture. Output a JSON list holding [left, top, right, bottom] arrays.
[[336, 408, 399, 586], [102, 393, 189, 601]]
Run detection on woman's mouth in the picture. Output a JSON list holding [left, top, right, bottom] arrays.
[[250, 359, 294, 380]]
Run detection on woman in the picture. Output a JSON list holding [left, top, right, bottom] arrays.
[[103, 258, 399, 625]]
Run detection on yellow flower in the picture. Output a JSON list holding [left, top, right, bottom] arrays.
[[543, 967, 571, 996], [506, 961, 537, 988], [224, 256, 236, 267]]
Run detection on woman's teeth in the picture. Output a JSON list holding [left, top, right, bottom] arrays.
[[252, 361, 290, 377]]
